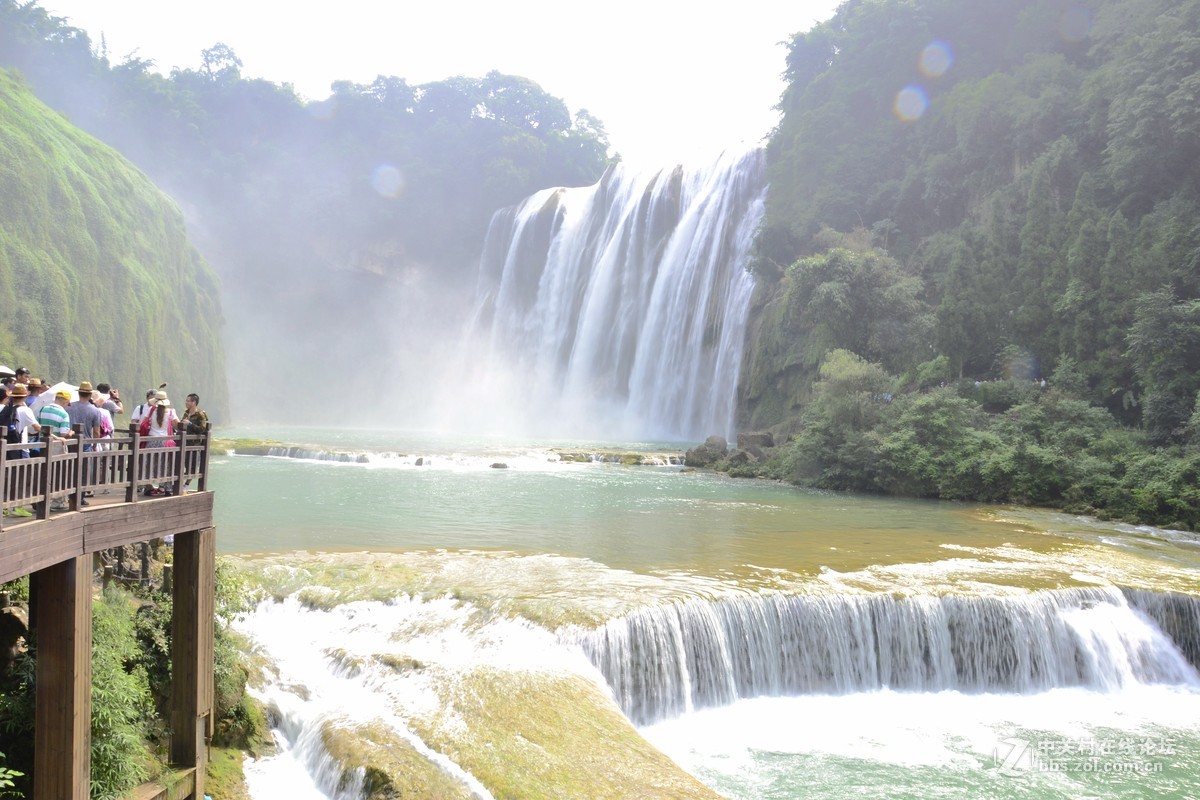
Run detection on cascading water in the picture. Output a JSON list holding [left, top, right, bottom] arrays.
[[574, 588, 1200, 726], [459, 149, 766, 441]]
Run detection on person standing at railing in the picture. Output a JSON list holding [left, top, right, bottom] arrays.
[[138, 392, 179, 495], [96, 384, 123, 417], [38, 391, 75, 512], [1, 384, 41, 457], [92, 390, 115, 446], [67, 381, 103, 504], [130, 388, 157, 427], [37, 391, 74, 439], [176, 393, 208, 495], [66, 382, 103, 447], [24, 378, 48, 410], [177, 393, 208, 437], [1, 384, 41, 518]]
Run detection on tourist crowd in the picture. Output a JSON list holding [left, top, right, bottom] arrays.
[[0, 367, 209, 514]]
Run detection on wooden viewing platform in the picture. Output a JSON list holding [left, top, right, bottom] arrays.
[[0, 424, 216, 800]]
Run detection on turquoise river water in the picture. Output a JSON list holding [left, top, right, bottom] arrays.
[[210, 427, 1200, 799]]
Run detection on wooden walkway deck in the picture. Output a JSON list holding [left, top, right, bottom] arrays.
[[1, 424, 216, 800]]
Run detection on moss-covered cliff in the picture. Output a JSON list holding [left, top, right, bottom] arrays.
[[0, 68, 225, 416]]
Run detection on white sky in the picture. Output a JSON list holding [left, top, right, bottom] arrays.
[[39, 0, 842, 170]]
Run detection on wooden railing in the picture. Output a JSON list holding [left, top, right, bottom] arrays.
[[0, 423, 212, 527], [0, 421, 217, 800]]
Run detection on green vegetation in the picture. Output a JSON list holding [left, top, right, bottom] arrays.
[[0, 67, 227, 416], [0, 2, 613, 412], [0, 753, 20, 799], [0, 558, 267, 798], [737, 349, 1200, 530], [742, 0, 1200, 528]]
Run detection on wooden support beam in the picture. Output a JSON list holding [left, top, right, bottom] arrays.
[[31, 555, 92, 800], [170, 527, 215, 799]]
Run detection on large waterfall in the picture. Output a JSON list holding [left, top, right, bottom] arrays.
[[575, 588, 1200, 726], [462, 150, 766, 441]]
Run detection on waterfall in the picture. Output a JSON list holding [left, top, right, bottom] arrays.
[[574, 588, 1200, 725], [462, 149, 766, 441]]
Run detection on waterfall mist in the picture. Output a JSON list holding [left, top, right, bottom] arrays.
[[439, 149, 767, 442]]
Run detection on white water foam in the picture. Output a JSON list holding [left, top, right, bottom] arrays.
[[236, 592, 597, 798], [642, 685, 1200, 799], [234, 447, 682, 472]]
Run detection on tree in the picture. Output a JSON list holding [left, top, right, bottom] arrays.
[[1126, 288, 1200, 443], [199, 42, 241, 81]]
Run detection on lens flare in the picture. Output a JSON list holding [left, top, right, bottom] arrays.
[[1058, 6, 1092, 42], [371, 164, 405, 198], [894, 86, 928, 122], [919, 41, 954, 77]]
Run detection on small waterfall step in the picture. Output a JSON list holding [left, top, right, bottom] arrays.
[[574, 587, 1200, 726]]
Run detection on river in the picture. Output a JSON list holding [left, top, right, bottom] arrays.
[[211, 427, 1200, 799]]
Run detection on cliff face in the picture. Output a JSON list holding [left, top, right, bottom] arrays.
[[0, 68, 226, 416]]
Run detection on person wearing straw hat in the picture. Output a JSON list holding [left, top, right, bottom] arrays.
[[23, 378, 48, 408], [0, 384, 41, 517], [138, 391, 179, 495], [67, 381, 103, 446], [38, 391, 74, 511], [0, 384, 40, 457]]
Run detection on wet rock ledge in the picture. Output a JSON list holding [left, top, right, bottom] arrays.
[[684, 432, 776, 470]]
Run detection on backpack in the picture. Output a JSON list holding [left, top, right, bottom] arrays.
[[0, 404, 21, 445]]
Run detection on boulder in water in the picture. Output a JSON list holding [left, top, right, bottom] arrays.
[[490, 462, 509, 470], [684, 445, 715, 467], [727, 449, 752, 466], [704, 435, 728, 454]]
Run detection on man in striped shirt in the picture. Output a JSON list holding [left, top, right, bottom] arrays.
[[37, 390, 74, 440], [37, 391, 74, 511]]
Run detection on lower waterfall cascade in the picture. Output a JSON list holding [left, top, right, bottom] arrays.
[[573, 587, 1200, 726]]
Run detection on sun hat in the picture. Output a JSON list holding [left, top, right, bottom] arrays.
[[77, 381, 94, 394], [8, 383, 28, 398]]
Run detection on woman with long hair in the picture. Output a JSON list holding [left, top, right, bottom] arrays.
[[139, 391, 179, 494]]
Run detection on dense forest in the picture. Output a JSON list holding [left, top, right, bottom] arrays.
[[0, 68, 225, 413], [739, 0, 1200, 529], [0, 0, 612, 420]]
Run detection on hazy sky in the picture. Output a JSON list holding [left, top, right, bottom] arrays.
[[40, 0, 843, 169]]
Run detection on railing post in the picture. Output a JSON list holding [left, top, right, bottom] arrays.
[[0, 439, 8, 530], [198, 423, 212, 493], [127, 424, 141, 503], [175, 424, 186, 494], [71, 424, 84, 511], [38, 438, 52, 520]]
